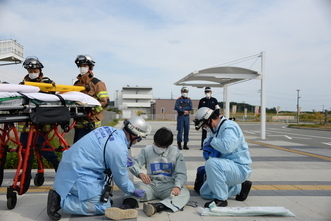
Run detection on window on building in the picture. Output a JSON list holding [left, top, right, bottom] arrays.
[[161, 108, 164, 114]]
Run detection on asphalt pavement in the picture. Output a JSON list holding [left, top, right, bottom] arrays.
[[0, 121, 330, 221]]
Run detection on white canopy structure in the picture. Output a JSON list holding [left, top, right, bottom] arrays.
[[174, 51, 266, 139]]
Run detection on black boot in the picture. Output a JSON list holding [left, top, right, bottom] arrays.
[[177, 142, 182, 150], [52, 161, 59, 172], [121, 198, 139, 209], [204, 199, 228, 208], [236, 180, 252, 201], [183, 142, 189, 150], [143, 203, 168, 217], [47, 189, 61, 220]]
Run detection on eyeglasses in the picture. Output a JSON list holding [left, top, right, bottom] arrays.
[[137, 137, 142, 142]]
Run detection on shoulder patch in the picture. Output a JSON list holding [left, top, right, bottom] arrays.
[[91, 77, 101, 85]]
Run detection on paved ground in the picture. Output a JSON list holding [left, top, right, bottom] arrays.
[[0, 121, 331, 220]]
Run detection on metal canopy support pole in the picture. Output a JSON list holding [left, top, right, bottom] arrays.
[[260, 51, 266, 139], [224, 86, 230, 118]]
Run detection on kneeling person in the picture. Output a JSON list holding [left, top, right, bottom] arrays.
[[121, 127, 190, 217]]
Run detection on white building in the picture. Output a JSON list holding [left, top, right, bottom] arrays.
[[114, 86, 153, 118], [0, 39, 24, 66]]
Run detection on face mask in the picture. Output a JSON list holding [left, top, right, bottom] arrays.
[[80, 67, 89, 75], [205, 93, 211, 99], [153, 145, 166, 155], [29, 73, 39, 79], [182, 93, 188, 98]]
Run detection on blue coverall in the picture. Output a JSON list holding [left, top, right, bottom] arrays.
[[53, 126, 135, 215], [174, 96, 192, 143], [200, 118, 252, 201]]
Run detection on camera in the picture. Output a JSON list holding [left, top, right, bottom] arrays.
[[100, 184, 113, 203]]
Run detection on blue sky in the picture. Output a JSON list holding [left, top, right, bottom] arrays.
[[1, 0, 330, 111]]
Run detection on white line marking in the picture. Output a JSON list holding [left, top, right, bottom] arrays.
[[244, 131, 256, 134], [321, 142, 331, 146], [267, 129, 331, 140], [285, 135, 292, 139]]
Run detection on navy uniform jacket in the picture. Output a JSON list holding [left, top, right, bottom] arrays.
[[199, 97, 219, 115], [174, 96, 192, 115]]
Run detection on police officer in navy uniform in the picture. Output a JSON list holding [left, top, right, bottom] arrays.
[[174, 86, 192, 150], [198, 87, 220, 150]]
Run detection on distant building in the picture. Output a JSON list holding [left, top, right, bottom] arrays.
[[114, 86, 203, 120], [114, 86, 153, 118], [151, 98, 200, 120], [0, 39, 24, 66]]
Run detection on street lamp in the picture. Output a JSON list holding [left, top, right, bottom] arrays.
[[296, 89, 300, 124]]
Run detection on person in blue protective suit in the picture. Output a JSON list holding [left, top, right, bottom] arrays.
[[174, 86, 192, 150], [198, 87, 220, 150], [193, 107, 252, 207], [118, 127, 190, 217], [47, 116, 151, 220]]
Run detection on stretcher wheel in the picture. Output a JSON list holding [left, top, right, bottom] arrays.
[[34, 173, 44, 186], [63, 124, 70, 133], [61, 123, 70, 133], [6, 187, 17, 210]]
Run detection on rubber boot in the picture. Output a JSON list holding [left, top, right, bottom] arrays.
[[105, 207, 138, 220], [143, 203, 168, 217], [183, 142, 189, 150], [177, 141, 182, 150], [47, 189, 61, 220], [121, 198, 139, 209], [235, 180, 252, 201]]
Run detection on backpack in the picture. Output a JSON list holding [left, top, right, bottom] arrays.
[[194, 166, 206, 194]]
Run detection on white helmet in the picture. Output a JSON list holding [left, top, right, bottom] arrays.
[[193, 107, 214, 130], [181, 86, 189, 93], [123, 116, 151, 138]]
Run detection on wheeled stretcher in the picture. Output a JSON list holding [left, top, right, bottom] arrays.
[[0, 84, 101, 209]]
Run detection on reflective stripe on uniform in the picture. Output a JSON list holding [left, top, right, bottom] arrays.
[[75, 120, 101, 128], [18, 124, 51, 132], [95, 105, 103, 113], [97, 91, 108, 99]]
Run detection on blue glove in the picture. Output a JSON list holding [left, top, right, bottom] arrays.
[[127, 157, 134, 167], [133, 189, 146, 198], [203, 146, 221, 160]]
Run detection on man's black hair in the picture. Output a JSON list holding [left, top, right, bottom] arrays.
[[210, 110, 220, 119], [154, 127, 173, 147]]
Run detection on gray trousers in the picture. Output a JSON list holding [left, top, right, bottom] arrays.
[[124, 179, 190, 212]]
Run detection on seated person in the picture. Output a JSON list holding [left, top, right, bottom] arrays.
[[120, 127, 190, 217]]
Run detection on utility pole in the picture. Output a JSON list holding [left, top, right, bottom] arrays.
[[296, 89, 300, 124]]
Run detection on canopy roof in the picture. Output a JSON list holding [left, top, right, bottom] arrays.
[[174, 66, 260, 88]]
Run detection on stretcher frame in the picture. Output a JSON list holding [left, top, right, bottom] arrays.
[[0, 95, 97, 209]]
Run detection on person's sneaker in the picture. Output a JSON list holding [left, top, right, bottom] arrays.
[[47, 189, 61, 220], [235, 180, 252, 201], [105, 207, 138, 220], [204, 199, 228, 208], [143, 203, 156, 217]]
